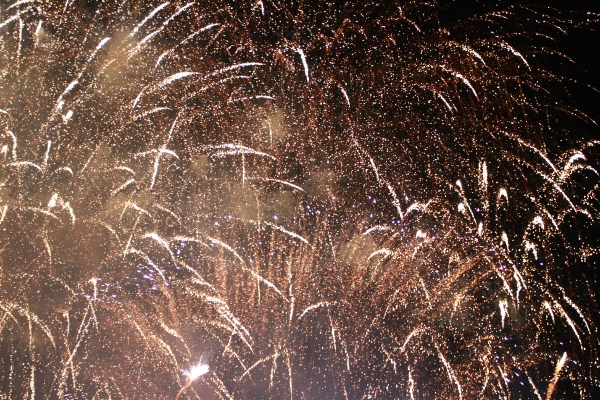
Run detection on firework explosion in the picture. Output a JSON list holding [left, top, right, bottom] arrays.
[[1, 0, 599, 398]]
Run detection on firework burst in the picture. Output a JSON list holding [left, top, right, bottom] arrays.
[[1, 0, 599, 398]]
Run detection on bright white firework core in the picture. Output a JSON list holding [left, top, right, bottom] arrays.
[[183, 362, 209, 381]]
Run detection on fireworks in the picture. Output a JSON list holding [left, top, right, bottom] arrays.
[[1, 0, 599, 398]]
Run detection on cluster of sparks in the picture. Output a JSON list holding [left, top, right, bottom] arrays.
[[0, 0, 599, 398]]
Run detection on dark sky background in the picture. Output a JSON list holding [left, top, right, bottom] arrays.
[[448, 0, 600, 122]]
